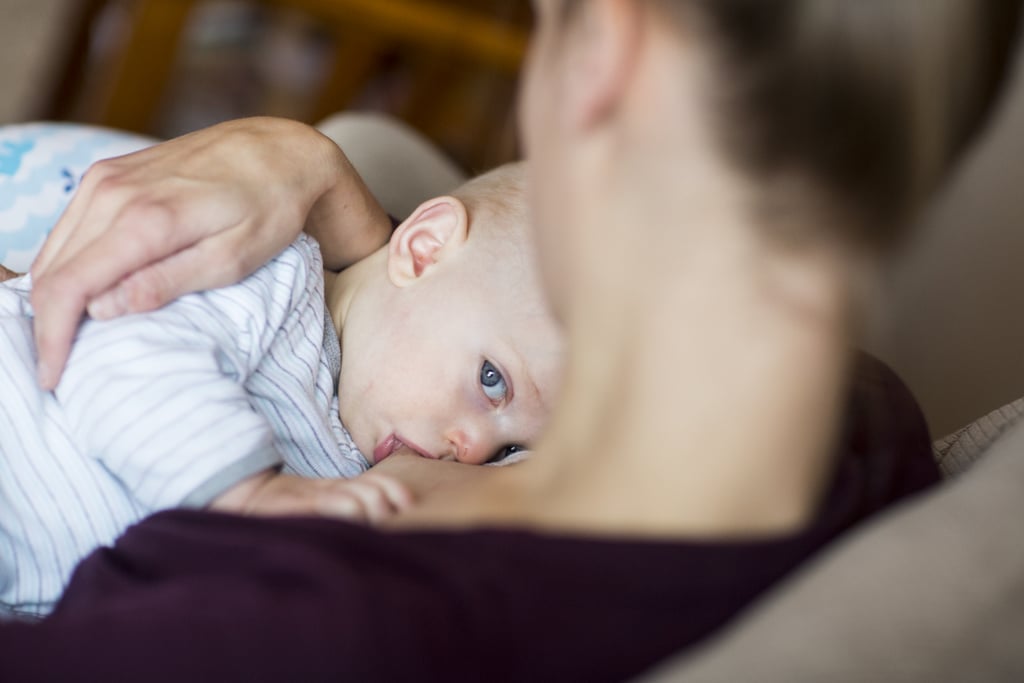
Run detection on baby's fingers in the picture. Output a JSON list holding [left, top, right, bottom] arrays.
[[317, 476, 414, 523], [313, 491, 371, 521], [31, 227, 165, 389], [363, 474, 415, 514]]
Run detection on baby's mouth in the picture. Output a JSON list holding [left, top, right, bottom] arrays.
[[372, 434, 435, 464]]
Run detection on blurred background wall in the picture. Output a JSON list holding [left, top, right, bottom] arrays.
[[0, 0, 75, 124], [871, 49, 1024, 437], [2, 0, 530, 173]]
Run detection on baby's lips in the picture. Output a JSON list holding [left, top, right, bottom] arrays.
[[373, 434, 435, 463], [372, 434, 399, 464], [390, 444, 421, 459], [395, 436, 438, 460]]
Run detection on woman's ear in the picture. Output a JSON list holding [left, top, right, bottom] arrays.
[[387, 196, 469, 287], [563, 0, 643, 129]]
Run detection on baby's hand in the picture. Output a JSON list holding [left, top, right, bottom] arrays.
[[210, 470, 414, 523]]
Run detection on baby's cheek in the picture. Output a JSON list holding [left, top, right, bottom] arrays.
[[337, 393, 371, 455]]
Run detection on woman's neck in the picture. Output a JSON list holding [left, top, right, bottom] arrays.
[[531, 197, 856, 535], [538, 285, 850, 536]]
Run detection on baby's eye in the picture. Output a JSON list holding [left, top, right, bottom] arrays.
[[480, 360, 508, 403], [490, 444, 525, 464]]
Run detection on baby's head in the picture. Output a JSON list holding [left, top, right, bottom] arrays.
[[337, 163, 564, 466]]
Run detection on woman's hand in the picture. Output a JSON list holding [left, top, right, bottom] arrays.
[[29, 117, 391, 389]]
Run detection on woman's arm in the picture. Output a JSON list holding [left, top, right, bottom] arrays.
[[28, 117, 390, 390]]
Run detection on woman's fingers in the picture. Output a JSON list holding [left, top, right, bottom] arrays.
[[30, 160, 113, 278], [87, 228, 255, 318], [87, 251, 193, 319], [31, 152, 154, 279], [360, 474, 416, 515], [31, 199, 202, 388], [30, 163, 185, 387]]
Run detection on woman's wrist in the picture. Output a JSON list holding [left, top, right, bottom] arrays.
[[303, 131, 393, 270], [206, 117, 391, 270]]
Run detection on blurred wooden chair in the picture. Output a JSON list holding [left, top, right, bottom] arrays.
[[43, 0, 530, 170]]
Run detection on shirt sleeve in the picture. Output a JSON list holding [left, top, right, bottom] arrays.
[[55, 306, 282, 511]]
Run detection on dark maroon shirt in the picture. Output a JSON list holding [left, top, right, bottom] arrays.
[[0, 355, 938, 682]]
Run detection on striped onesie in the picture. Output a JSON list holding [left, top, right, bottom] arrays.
[[0, 234, 368, 618]]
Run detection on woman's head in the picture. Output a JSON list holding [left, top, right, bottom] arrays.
[[668, 0, 1022, 245], [521, 0, 1022, 280]]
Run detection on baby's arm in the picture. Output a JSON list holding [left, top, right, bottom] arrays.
[[210, 469, 413, 522], [55, 304, 283, 512], [212, 453, 506, 523]]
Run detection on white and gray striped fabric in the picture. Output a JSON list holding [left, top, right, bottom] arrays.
[[0, 234, 368, 619]]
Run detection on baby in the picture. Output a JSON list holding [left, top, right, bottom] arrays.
[[0, 162, 563, 618]]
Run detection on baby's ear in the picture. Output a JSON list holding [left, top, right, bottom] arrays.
[[387, 196, 469, 286]]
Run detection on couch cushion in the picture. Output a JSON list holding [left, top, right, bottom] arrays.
[[933, 398, 1024, 478]]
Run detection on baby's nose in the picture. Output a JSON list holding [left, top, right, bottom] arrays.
[[445, 429, 487, 465]]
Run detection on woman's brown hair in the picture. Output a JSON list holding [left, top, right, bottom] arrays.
[[655, 0, 1023, 245]]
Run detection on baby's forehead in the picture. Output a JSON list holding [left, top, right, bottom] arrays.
[[486, 271, 562, 355], [460, 212, 535, 276], [505, 318, 565, 408], [468, 249, 548, 318]]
